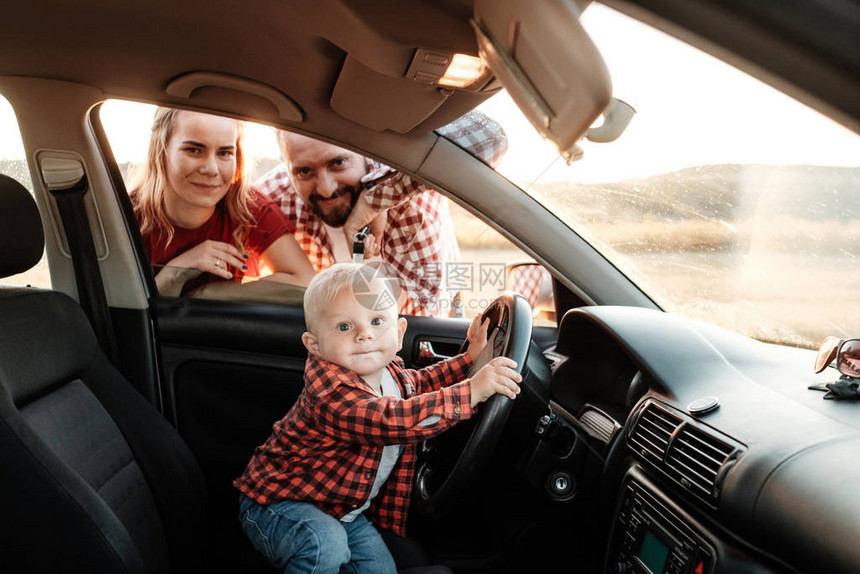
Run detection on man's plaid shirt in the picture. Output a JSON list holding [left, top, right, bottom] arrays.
[[253, 110, 507, 316], [233, 352, 474, 536]]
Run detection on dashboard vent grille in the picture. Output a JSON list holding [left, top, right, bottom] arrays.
[[665, 424, 735, 501], [628, 402, 682, 461]]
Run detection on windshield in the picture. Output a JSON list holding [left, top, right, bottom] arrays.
[[473, 4, 860, 349]]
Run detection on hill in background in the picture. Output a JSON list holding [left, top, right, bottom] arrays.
[[531, 164, 860, 223], [4, 159, 857, 233]]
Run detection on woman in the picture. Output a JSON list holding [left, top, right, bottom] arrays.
[[130, 107, 315, 296]]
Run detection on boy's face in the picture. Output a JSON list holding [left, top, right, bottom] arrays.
[[302, 283, 407, 378]]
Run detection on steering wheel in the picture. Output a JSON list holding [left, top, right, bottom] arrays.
[[414, 292, 532, 515]]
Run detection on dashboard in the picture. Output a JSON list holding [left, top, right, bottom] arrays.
[[543, 306, 860, 574]]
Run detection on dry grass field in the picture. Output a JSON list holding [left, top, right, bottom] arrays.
[[526, 165, 860, 347], [4, 161, 857, 349]]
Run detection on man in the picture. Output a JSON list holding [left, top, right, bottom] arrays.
[[254, 110, 507, 316]]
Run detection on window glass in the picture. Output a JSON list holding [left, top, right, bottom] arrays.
[[474, 5, 860, 348], [0, 94, 50, 288], [99, 101, 536, 319], [446, 201, 541, 320]]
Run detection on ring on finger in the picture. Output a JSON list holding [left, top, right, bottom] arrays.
[[214, 257, 221, 268]]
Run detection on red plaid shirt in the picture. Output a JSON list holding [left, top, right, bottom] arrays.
[[253, 110, 507, 316], [233, 352, 474, 536], [511, 263, 545, 312]]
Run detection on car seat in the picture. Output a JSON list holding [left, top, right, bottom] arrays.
[[0, 173, 208, 573]]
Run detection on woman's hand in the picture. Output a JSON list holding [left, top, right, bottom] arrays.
[[173, 239, 246, 278], [154, 239, 246, 296]]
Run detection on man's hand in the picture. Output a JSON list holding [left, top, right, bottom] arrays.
[[468, 357, 522, 407], [343, 193, 386, 258]]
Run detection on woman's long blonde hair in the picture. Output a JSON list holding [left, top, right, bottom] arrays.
[[129, 107, 255, 251]]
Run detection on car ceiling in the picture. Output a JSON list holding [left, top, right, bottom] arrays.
[[2, 0, 858, 149], [0, 0, 493, 139]]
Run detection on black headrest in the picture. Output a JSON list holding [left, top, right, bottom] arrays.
[[0, 173, 45, 279]]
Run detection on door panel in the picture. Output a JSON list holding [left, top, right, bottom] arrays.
[[152, 296, 308, 571]]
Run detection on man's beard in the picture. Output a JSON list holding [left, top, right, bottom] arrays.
[[307, 185, 360, 227]]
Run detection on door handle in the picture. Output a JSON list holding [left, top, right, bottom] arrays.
[[418, 340, 452, 362]]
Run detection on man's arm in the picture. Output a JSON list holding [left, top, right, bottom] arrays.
[[342, 169, 419, 245], [342, 109, 508, 242], [435, 108, 509, 168]]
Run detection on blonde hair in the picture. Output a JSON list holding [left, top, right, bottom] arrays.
[[129, 107, 255, 250], [303, 262, 400, 332]]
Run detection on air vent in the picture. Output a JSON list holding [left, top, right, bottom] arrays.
[[628, 402, 682, 461], [628, 400, 744, 506], [665, 424, 735, 502]]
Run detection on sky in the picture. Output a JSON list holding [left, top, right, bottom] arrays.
[[2, 4, 859, 186], [480, 5, 860, 185]]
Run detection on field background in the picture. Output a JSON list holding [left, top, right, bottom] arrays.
[[525, 164, 860, 347], [4, 159, 857, 348]]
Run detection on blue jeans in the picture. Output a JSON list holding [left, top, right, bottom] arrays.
[[238, 495, 397, 574]]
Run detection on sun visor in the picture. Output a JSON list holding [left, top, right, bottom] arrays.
[[472, 0, 612, 161]]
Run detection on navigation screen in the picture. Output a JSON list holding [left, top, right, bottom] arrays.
[[638, 528, 670, 573]]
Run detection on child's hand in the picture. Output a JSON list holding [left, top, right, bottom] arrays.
[[469, 357, 522, 407], [465, 313, 490, 361]]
